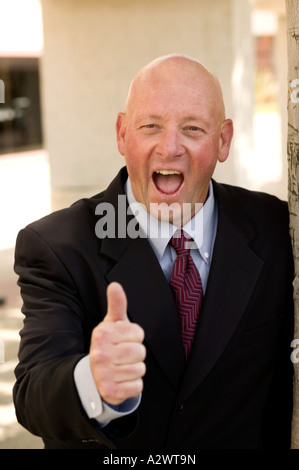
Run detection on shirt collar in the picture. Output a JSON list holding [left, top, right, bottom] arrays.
[[124, 178, 217, 264]]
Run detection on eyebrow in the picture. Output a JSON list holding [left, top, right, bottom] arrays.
[[135, 115, 162, 124], [182, 114, 212, 125], [135, 114, 208, 125]]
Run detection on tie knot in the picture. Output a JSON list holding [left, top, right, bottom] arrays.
[[171, 230, 193, 255]]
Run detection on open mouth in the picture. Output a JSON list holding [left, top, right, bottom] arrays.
[[152, 170, 184, 195]]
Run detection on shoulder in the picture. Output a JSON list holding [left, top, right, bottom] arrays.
[[15, 188, 116, 272], [19, 191, 105, 247], [17, 167, 127, 248], [212, 181, 291, 250], [213, 180, 288, 220]]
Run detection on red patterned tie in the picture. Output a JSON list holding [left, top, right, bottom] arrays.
[[170, 230, 203, 359]]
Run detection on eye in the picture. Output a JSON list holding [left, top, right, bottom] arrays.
[[139, 123, 160, 133], [188, 126, 201, 132], [184, 125, 206, 135]]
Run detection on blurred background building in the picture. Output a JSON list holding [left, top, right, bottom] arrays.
[[0, 0, 289, 448]]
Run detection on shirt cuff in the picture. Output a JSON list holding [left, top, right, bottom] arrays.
[[73, 355, 141, 425]]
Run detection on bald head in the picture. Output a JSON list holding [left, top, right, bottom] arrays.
[[125, 54, 226, 125]]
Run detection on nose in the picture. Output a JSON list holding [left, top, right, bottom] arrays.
[[156, 127, 184, 159]]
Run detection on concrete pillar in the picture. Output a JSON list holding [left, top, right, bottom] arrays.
[[40, 0, 254, 209], [226, 0, 254, 188]]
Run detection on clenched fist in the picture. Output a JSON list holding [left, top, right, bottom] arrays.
[[90, 282, 146, 405]]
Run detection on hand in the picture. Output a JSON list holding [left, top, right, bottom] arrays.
[[90, 282, 146, 405]]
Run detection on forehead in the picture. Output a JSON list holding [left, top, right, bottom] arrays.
[[127, 58, 223, 121], [130, 81, 216, 125]]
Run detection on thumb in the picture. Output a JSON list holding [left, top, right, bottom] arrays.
[[105, 282, 128, 322]]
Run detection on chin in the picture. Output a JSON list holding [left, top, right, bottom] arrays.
[[149, 201, 185, 227]]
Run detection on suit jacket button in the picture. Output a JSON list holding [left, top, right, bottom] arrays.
[[177, 403, 184, 412]]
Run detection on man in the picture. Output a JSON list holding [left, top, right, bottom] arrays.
[[13, 54, 294, 449]]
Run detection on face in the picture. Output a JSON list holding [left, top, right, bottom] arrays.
[[116, 57, 233, 225]]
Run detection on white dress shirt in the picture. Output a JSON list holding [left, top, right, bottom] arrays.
[[74, 178, 218, 425]]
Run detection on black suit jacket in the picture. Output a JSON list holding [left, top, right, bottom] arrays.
[[13, 167, 294, 449]]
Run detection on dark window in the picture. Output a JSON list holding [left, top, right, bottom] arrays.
[[0, 57, 43, 154]]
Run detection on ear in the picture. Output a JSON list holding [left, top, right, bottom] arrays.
[[218, 119, 234, 163], [116, 112, 127, 156]]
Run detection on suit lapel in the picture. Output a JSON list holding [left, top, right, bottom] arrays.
[[179, 182, 264, 401], [99, 168, 185, 390]]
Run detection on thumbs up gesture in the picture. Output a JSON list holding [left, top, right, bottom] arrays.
[[90, 282, 146, 405]]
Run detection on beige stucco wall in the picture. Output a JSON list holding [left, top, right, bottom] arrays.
[[40, 0, 254, 208]]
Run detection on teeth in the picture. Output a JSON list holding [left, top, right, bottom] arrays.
[[155, 170, 181, 175]]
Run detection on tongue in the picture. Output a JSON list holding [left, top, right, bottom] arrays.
[[154, 173, 183, 194]]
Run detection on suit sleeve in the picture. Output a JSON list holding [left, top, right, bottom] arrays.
[[262, 214, 295, 448], [13, 226, 115, 445]]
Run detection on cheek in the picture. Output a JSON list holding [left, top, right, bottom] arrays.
[[123, 146, 150, 199], [123, 139, 139, 169], [192, 140, 219, 169], [124, 137, 151, 174], [186, 145, 219, 190]]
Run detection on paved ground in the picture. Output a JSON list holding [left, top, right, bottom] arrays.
[[0, 251, 44, 449], [0, 150, 49, 449]]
